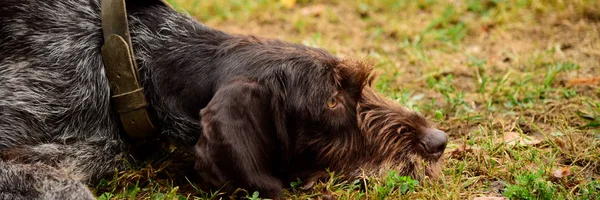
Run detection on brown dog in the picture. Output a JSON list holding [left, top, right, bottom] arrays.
[[193, 37, 448, 198], [0, 0, 446, 199]]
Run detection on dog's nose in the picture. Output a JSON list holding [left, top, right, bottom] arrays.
[[419, 128, 448, 157]]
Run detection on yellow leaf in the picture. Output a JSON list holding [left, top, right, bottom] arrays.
[[280, 0, 296, 8], [501, 131, 542, 146]]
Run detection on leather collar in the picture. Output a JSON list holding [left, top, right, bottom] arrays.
[[100, 0, 163, 139]]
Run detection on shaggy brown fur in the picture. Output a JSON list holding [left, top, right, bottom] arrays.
[[0, 0, 446, 199], [193, 51, 447, 198]]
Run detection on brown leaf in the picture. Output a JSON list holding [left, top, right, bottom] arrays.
[[448, 145, 480, 159], [554, 138, 567, 152], [300, 5, 326, 17], [567, 76, 600, 86], [552, 167, 571, 179], [502, 132, 542, 146]]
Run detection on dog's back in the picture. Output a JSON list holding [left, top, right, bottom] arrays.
[[0, 0, 126, 198], [0, 0, 120, 148], [0, 0, 221, 198]]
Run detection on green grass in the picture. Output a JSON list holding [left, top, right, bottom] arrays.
[[99, 0, 600, 199]]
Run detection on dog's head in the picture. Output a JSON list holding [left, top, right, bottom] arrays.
[[269, 49, 447, 181], [194, 36, 447, 196]]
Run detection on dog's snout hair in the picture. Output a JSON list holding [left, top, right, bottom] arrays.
[[0, 0, 445, 199]]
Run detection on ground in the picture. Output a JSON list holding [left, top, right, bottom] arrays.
[[96, 0, 600, 199]]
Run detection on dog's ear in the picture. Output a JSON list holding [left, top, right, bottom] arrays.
[[194, 79, 284, 198]]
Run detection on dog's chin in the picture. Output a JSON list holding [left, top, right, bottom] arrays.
[[406, 153, 443, 181], [339, 153, 443, 182], [423, 160, 443, 180]]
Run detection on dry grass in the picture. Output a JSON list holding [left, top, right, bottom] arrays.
[[97, 0, 600, 199]]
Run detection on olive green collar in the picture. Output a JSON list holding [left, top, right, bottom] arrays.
[[100, 0, 164, 139]]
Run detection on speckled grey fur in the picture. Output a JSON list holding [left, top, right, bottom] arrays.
[[0, 0, 212, 198], [0, 161, 95, 200]]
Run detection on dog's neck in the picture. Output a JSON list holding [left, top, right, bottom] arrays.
[[124, 5, 232, 145]]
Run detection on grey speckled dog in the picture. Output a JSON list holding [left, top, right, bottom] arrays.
[[0, 0, 448, 199]]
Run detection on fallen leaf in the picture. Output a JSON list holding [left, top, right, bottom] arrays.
[[567, 76, 600, 85], [554, 138, 567, 152], [501, 132, 542, 146], [300, 4, 325, 17], [448, 145, 477, 158], [280, 0, 296, 8], [552, 167, 571, 179]]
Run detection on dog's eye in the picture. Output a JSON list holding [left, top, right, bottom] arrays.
[[327, 96, 337, 108]]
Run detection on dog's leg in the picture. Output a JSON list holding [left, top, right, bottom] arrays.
[[1, 140, 127, 183], [0, 161, 95, 200]]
